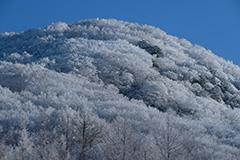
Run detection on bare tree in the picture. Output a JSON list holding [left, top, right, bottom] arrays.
[[152, 116, 197, 160], [95, 118, 144, 160], [68, 109, 104, 160]]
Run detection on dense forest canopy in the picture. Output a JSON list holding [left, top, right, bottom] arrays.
[[0, 19, 240, 159]]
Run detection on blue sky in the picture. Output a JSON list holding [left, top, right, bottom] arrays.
[[1, 0, 240, 65]]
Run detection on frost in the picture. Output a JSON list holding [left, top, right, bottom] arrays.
[[47, 22, 69, 32], [0, 19, 240, 159]]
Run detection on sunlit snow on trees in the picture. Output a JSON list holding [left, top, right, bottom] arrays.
[[0, 19, 240, 159]]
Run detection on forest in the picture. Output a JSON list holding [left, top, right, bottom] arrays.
[[0, 19, 240, 159]]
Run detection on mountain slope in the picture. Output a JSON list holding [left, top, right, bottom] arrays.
[[0, 19, 240, 159]]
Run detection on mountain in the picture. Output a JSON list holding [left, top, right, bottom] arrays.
[[0, 19, 240, 159]]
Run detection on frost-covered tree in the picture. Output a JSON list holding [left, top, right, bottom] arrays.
[[58, 108, 104, 160], [0, 19, 240, 159], [94, 118, 144, 160], [152, 116, 197, 160]]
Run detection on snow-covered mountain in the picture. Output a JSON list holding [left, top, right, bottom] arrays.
[[0, 19, 240, 159]]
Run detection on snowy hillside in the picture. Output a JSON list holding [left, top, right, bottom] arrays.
[[0, 19, 240, 159]]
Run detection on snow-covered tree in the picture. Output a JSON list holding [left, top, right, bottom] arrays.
[[0, 19, 240, 159]]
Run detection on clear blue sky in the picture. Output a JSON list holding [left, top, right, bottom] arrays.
[[1, 0, 240, 65]]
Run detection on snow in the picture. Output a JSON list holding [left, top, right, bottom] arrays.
[[0, 18, 240, 159]]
